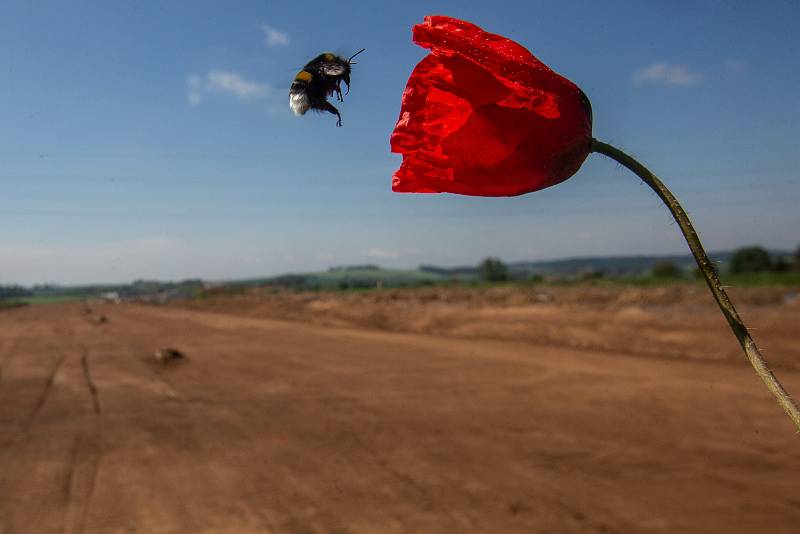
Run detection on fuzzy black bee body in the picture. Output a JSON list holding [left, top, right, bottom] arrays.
[[289, 50, 364, 127]]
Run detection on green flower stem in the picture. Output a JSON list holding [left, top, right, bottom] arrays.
[[591, 138, 800, 433]]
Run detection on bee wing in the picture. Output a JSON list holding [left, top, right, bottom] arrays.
[[320, 61, 346, 77]]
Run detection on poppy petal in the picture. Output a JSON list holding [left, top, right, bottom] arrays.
[[391, 16, 593, 197]]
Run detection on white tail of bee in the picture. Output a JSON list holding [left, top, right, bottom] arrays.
[[289, 92, 310, 115]]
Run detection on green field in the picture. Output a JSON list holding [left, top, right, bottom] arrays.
[[19, 294, 87, 304]]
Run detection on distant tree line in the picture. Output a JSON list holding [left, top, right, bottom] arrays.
[[475, 244, 800, 283], [651, 261, 682, 278], [653, 245, 800, 278], [728, 245, 800, 274], [0, 285, 32, 299], [328, 265, 381, 272], [478, 257, 509, 282], [419, 264, 478, 277]]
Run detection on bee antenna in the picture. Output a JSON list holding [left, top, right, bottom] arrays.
[[348, 48, 366, 64]]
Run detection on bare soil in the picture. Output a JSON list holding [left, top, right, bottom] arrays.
[[1, 288, 799, 533]]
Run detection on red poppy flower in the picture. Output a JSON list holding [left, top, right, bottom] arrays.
[[390, 16, 593, 196]]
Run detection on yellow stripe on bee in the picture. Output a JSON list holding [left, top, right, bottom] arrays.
[[323, 53, 335, 60], [295, 70, 313, 82]]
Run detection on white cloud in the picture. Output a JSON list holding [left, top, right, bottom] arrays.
[[206, 70, 268, 99], [187, 71, 269, 104], [724, 59, 749, 74], [632, 62, 701, 86], [260, 24, 289, 47]]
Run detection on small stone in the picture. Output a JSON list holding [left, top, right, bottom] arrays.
[[154, 348, 185, 364]]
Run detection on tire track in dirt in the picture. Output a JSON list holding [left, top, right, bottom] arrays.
[[60, 347, 104, 534], [0, 337, 20, 386], [80, 349, 101, 415], [348, 429, 479, 531], [24, 348, 67, 433], [60, 430, 103, 534], [1, 311, 107, 534]]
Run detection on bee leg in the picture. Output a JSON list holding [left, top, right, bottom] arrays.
[[335, 81, 344, 102], [344, 79, 350, 96], [320, 100, 343, 127]]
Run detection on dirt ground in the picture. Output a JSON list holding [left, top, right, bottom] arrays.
[[1, 290, 799, 533]]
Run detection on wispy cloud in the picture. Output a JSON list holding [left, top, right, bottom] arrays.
[[260, 24, 289, 47], [632, 62, 701, 87], [207, 71, 268, 98], [187, 71, 269, 105]]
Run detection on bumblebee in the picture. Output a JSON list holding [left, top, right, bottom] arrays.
[[289, 49, 365, 127]]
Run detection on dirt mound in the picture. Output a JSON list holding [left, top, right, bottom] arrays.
[[176, 284, 800, 368]]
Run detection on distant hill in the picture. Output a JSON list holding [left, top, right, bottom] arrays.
[[509, 252, 732, 278], [422, 251, 796, 279], [10, 279, 206, 304], [228, 267, 444, 290], [230, 251, 765, 291]]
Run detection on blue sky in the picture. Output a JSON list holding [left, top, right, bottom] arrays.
[[1, 0, 798, 284]]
